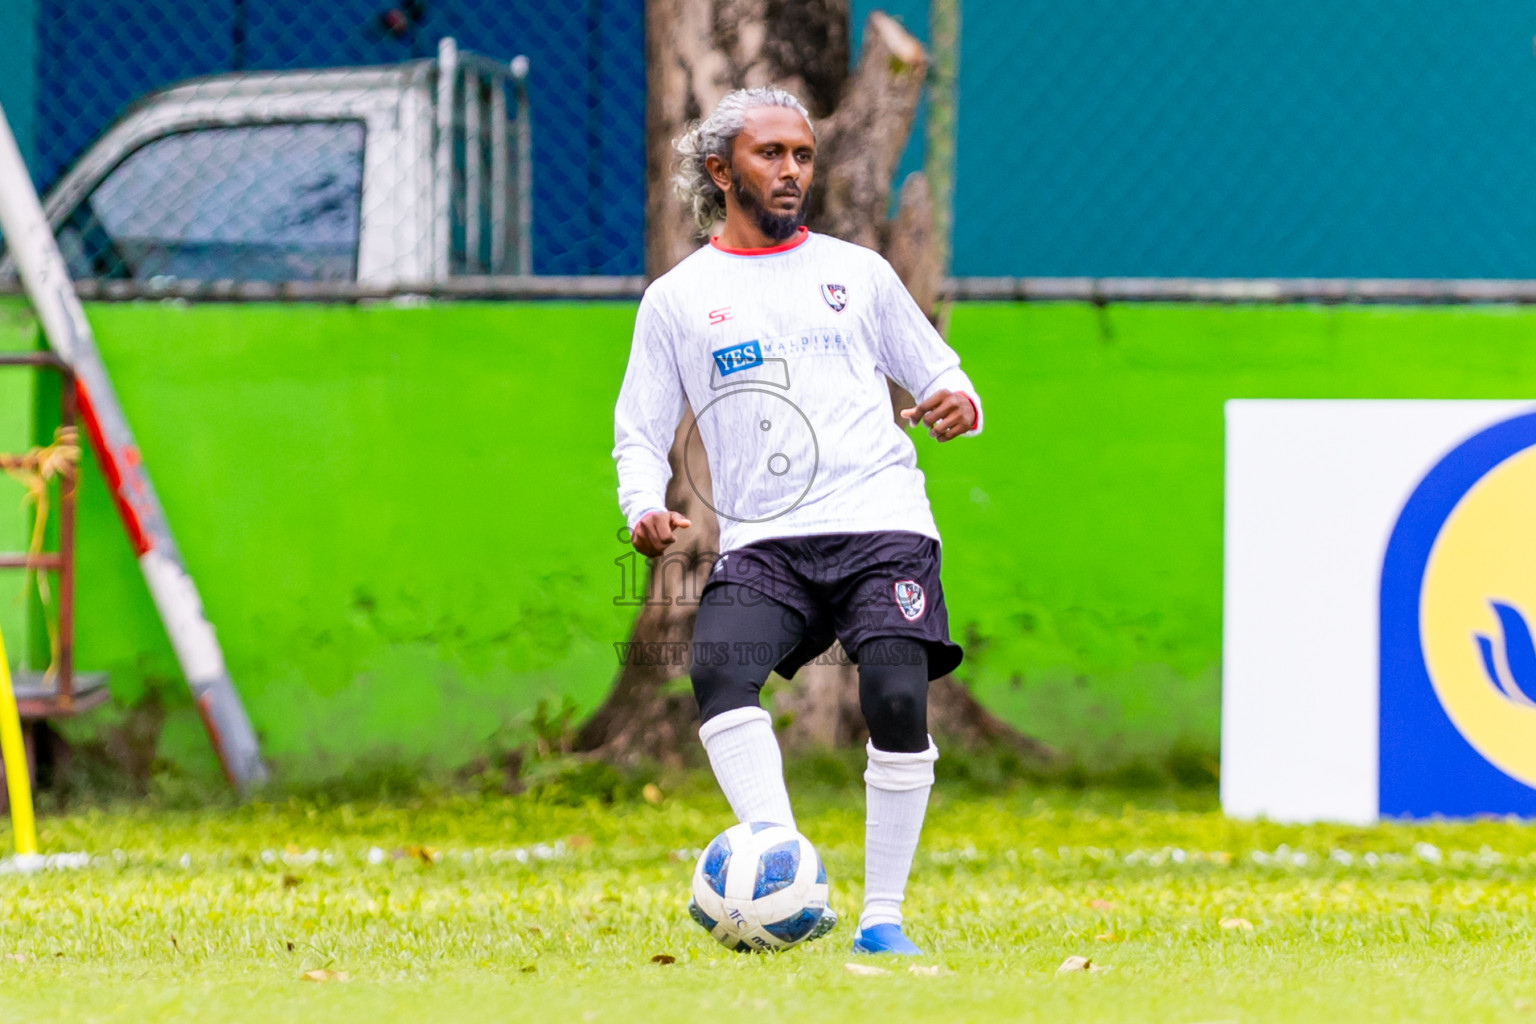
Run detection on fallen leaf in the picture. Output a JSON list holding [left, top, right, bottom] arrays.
[[1088, 899, 1116, 911], [642, 783, 664, 805], [907, 965, 944, 976], [1220, 918, 1255, 931], [300, 969, 350, 983], [282, 874, 303, 888], [1094, 932, 1115, 942], [1057, 955, 1100, 973], [285, 942, 295, 953], [844, 963, 889, 976], [564, 835, 593, 849], [520, 964, 537, 973], [390, 846, 438, 863], [650, 954, 676, 965], [1211, 851, 1234, 865]]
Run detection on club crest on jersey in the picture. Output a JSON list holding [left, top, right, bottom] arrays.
[[893, 580, 925, 621], [821, 283, 848, 312]]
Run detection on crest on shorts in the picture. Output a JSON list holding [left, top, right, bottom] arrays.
[[821, 283, 848, 312], [893, 579, 925, 621]]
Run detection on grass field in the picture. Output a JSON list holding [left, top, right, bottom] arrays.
[[2, 772, 1535, 1023]]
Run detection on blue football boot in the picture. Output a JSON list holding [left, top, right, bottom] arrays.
[[851, 922, 923, 956], [806, 904, 838, 942]]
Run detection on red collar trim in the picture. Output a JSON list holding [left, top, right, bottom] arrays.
[[710, 226, 810, 256]]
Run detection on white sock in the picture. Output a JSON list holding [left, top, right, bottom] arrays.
[[859, 737, 939, 931], [698, 706, 796, 828]]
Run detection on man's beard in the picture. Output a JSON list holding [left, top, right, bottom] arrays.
[[731, 172, 809, 241]]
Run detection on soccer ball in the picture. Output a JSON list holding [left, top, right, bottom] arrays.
[[690, 822, 828, 952]]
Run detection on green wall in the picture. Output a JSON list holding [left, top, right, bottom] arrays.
[[933, 303, 1536, 766], [50, 301, 640, 782], [7, 298, 1536, 780]]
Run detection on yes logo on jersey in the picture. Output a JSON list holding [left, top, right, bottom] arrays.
[[1380, 411, 1536, 817], [712, 339, 764, 377], [821, 283, 848, 312], [893, 580, 925, 621]]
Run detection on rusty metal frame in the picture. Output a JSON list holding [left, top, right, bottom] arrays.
[[0, 352, 99, 721]]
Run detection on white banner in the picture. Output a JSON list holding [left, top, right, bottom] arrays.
[[1222, 400, 1536, 823]]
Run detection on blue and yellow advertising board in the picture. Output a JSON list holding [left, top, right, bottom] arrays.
[[1225, 401, 1536, 823], [1381, 412, 1536, 818]]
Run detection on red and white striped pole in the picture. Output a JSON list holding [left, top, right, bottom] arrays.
[[0, 103, 267, 792]]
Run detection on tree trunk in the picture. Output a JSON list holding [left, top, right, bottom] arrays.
[[579, 2, 1057, 770]]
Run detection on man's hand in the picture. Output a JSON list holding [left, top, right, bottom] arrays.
[[630, 509, 693, 557], [900, 390, 977, 442]]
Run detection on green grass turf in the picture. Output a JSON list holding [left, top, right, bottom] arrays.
[[2, 779, 1535, 1023]]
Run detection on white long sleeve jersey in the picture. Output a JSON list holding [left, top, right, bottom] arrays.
[[613, 228, 983, 553]]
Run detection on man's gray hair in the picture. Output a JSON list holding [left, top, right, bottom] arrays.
[[673, 87, 813, 236]]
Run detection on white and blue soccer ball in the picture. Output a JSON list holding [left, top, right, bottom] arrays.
[[690, 822, 828, 952]]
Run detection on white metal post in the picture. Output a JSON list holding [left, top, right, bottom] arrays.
[[490, 79, 508, 274], [464, 69, 481, 274], [434, 37, 459, 282], [0, 101, 268, 793], [512, 54, 532, 276]]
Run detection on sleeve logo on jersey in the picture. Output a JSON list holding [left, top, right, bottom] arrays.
[[821, 283, 848, 312], [893, 580, 926, 621], [712, 339, 764, 377]]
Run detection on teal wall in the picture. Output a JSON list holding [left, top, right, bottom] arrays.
[[15, 1, 1535, 277], [856, 1, 1536, 278], [951, 1, 1536, 277], [6, 299, 1536, 779], [0, 0, 35, 175]]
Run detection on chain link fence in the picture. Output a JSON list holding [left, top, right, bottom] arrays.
[[9, 1, 1536, 289], [956, 0, 1536, 279], [11, 0, 644, 282]]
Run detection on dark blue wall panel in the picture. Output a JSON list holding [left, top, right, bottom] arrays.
[[32, 0, 645, 275], [29, 2, 1536, 278], [36, 0, 235, 190]]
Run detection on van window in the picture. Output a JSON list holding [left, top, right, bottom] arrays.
[[59, 121, 365, 283]]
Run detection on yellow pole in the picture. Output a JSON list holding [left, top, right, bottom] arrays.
[[0, 625, 37, 856]]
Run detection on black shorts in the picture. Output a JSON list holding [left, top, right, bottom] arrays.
[[700, 530, 964, 681]]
